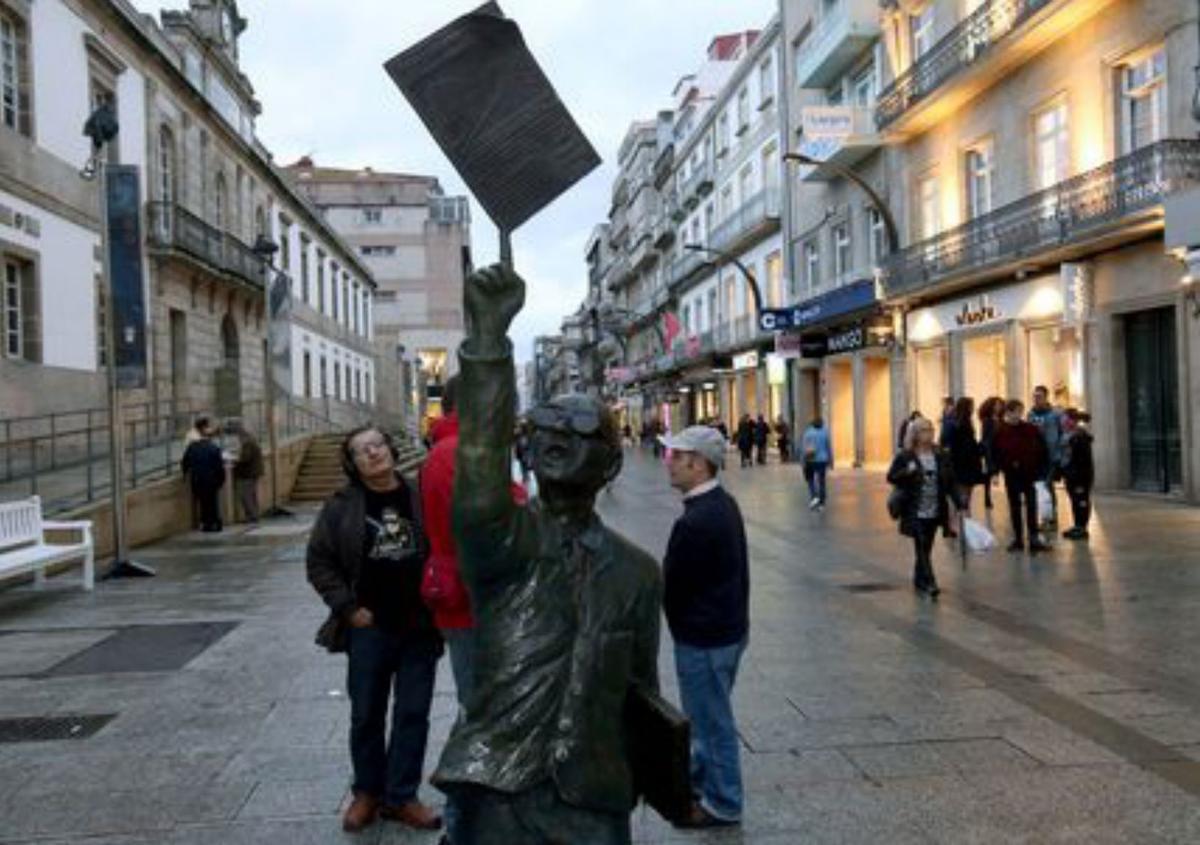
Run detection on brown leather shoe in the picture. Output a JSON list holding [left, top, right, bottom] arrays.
[[380, 799, 443, 830], [341, 792, 379, 833]]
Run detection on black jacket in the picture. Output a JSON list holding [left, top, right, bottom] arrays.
[[887, 449, 960, 538], [305, 473, 428, 652], [663, 485, 750, 648], [946, 419, 983, 486], [181, 439, 225, 491], [1061, 429, 1094, 490]]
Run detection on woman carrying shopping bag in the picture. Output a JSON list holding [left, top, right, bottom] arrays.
[[887, 417, 963, 598]]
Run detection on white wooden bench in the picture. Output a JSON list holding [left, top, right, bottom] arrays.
[[0, 496, 94, 591]]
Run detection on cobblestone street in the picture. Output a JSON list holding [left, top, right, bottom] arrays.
[[1, 451, 1199, 842]]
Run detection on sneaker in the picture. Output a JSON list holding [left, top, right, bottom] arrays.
[[808, 498, 819, 510]]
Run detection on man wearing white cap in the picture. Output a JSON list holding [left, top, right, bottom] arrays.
[[658, 425, 750, 829]]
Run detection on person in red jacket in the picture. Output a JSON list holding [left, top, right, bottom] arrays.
[[992, 399, 1050, 554]]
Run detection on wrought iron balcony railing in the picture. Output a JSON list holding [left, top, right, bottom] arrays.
[[709, 190, 782, 257], [884, 140, 1200, 296], [146, 202, 265, 288], [876, 0, 1052, 131]]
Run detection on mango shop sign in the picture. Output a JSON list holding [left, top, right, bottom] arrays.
[[827, 326, 866, 354]]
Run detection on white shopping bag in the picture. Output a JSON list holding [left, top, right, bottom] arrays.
[[1034, 481, 1053, 517], [962, 517, 996, 554]]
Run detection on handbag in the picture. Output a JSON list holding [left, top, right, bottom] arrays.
[[625, 685, 691, 823], [962, 517, 996, 553], [886, 486, 908, 520]]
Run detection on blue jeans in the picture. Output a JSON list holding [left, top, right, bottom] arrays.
[[674, 638, 747, 821], [346, 626, 439, 805], [805, 461, 828, 503]]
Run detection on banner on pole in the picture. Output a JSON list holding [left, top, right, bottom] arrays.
[[105, 165, 147, 389], [269, 271, 292, 396]]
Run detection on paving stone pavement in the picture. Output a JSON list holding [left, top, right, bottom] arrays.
[[1, 451, 1199, 843]]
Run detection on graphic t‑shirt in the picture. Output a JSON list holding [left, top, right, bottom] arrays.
[[358, 485, 432, 634]]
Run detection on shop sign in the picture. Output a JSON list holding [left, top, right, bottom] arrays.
[[766, 354, 788, 386], [801, 106, 856, 139], [775, 332, 802, 359], [953, 294, 1003, 328], [827, 325, 867, 353], [732, 351, 759, 371], [800, 334, 828, 358], [773, 278, 878, 333]]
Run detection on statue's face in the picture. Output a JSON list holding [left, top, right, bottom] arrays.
[[528, 395, 619, 492]]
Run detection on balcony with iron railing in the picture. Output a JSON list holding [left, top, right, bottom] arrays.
[[679, 160, 714, 208], [708, 189, 782, 257], [876, 0, 1112, 135], [884, 139, 1200, 298], [794, 0, 881, 89], [605, 255, 633, 292], [668, 249, 713, 291], [147, 202, 267, 289]]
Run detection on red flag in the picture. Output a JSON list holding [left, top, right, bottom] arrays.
[[663, 311, 681, 347]]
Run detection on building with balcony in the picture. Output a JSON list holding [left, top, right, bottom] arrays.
[[875, 0, 1200, 501], [781, 0, 896, 469], [284, 159, 471, 435], [0, 0, 378, 431]]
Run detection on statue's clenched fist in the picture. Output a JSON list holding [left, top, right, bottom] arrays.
[[465, 264, 525, 356]]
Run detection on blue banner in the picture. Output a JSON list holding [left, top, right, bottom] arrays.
[[105, 166, 147, 389]]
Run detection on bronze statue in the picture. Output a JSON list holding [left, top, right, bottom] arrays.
[[432, 264, 661, 845]]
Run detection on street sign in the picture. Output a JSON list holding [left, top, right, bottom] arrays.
[[385, 2, 600, 233]]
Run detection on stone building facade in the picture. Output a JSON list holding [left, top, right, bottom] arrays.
[[285, 160, 470, 435], [0, 0, 376, 431]]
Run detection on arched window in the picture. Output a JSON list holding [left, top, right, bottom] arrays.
[[254, 206, 266, 239], [214, 173, 227, 230], [221, 313, 239, 365]]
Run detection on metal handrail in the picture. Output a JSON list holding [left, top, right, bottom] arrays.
[[876, 0, 1053, 130], [884, 140, 1200, 295]]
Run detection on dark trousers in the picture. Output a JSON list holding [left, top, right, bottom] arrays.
[[755, 443, 766, 464], [778, 441, 790, 463], [739, 446, 752, 467], [1067, 484, 1092, 530], [804, 461, 828, 503], [912, 517, 940, 588], [346, 626, 439, 805], [195, 484, 222, 530], [445, 781, 631, 845], [1003, 474, 1039, 545], [236, 478, 259, 522]]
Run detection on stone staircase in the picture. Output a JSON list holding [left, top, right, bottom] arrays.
[[288, 433, 426, 503]]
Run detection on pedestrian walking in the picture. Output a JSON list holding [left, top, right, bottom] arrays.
[[659, 425, 749, 829], [181, 418, 225, 532], [897, 410, 923, 453], [306, 425, 443, 834], [938, 396, 956, 446], [800, 418, 832, 510], [887, 416, 961, 598], [231, 425, 263, 524], [753, 414, 769, 465], [978, 397, 1003, 510], [774, 416, 791, 463], [735, 415, 754, 468], [993, 399, 1050, 553], [1060, 409, 1094, 540], [1028, 385, 1065, 525], [946, 397, 983, 513]]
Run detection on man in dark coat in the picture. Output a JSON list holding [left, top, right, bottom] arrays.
[[432, 265, 661, 845], [753, 414, 769, 465], [1060, 409, 1094, 540], [734, 415, 754, 468], [306, 426, 443, 834], [181, 420, 225, 532], [993, 399, 1050, 553]]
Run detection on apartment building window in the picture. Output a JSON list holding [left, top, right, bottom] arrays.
[[736, 86, 750, 134], [213, 174, 227, 230], [4, 257, 24, 358], [279, 219, 292, 272], [361, 245, 396, 257], [343, 279, 350, 324], [804, 240, 820, 289], [765, 252, 783, 307], [965, 142, 994, 218], [316, 250, 326, 313], [330, 263, 340, 321], [157, 127, 176, 205], [853, 65, 876, 106], [300, 236, 311, 302], [361, 294, 369, 337], [319, 356, 327, 396], [0, 9, 29, 135], [365, 372, 371, 403], [88, 78, 119, 165], [717, 113, 730, 156], [719, 185, 733, 220], [355, 369, 363, 402], [762, 142, 779, 196], [911, 5, 935, 59], [302, 351, 312, 397], [707, 289, 718, 329], [682, 304, 691, 335], [362, 208, 383, 224], [1033, 102, 1070, 189], [833, 224, 851, 277], [352, 283, 360, 333], [758, 56, 774, 108], [334, 361, 341, 400], [918, 174, 940, 240], [738, 165, 754, 205], [1121, 47, 1166, 153], [867, 207, 887, 264]]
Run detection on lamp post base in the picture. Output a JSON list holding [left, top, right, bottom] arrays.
[[105, 559, 156, 579]]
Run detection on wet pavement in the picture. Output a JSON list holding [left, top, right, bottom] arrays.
[[0, 451, 1198, 842]]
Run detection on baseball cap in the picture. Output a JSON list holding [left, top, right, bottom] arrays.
[[659, 425, 726, 470]]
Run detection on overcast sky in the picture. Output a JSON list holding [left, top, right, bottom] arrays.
[[131, 1, 777, 363]]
